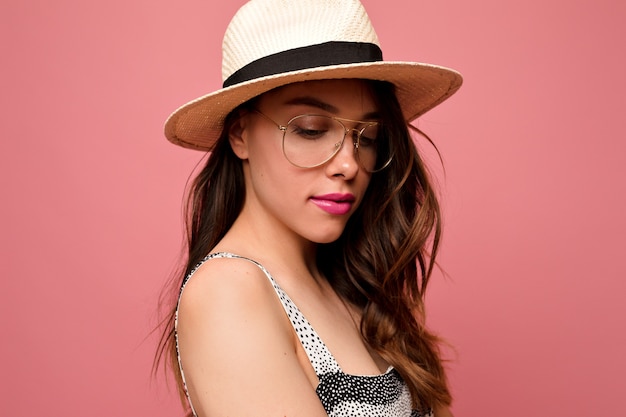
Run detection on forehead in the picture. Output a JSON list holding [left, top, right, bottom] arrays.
[[258, 79, 379, 116]]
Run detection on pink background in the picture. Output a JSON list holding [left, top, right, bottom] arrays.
[[2, 0, 624, 415]]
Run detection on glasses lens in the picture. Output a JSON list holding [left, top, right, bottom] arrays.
[[355, 123, 387, 172], [282, 115, 393, 172], [283, 115, 344, 168]]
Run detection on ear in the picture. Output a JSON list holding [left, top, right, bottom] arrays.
[[228, 114, 250, 160]]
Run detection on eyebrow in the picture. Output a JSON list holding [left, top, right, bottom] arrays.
[[283, 96, 380, 120]]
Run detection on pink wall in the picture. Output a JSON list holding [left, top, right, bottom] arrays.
[[1, 0, 624, 415]]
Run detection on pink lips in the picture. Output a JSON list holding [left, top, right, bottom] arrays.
[[309, 193, 356, 215]]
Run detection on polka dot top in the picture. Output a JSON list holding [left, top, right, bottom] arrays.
[[175, 252, 433, 417]]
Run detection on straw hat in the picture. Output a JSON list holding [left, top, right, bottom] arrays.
[[164, 0, 463, 151]]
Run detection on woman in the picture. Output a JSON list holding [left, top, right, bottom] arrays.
[[156, 0, 462, 416]]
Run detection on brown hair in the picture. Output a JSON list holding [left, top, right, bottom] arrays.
[[319, 81, 450, 409], [155, 80, 450, 411]]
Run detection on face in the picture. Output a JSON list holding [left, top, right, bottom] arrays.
[[230, 79, 379, 244]]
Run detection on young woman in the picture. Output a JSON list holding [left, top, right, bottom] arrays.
[[156, 0, 462, 416]]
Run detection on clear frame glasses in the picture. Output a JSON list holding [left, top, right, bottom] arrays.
[[253, 109, 393, 173]]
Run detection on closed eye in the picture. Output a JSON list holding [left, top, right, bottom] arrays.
[[290, 126, 329, 140], [357, 124, 380, 147], [359, 134, 378, 147]]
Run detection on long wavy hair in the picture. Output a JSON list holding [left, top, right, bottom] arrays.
[[155, 80, 451, 411]]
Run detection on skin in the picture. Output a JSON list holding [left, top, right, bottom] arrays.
[[176, 79, 452, 417]]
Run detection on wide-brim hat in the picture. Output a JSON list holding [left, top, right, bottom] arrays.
[[164, 0, 463, 151]]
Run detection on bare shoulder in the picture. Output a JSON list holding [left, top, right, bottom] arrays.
[[177, 255, 290, 365], [176, 255, 327, 417], [178, 255, 279, 316]]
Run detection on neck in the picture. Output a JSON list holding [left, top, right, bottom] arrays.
[[214, 202, 322, 284]]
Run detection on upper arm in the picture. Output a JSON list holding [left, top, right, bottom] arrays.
[[176, 258, 327, 417]]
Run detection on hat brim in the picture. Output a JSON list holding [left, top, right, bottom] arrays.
[[164, 61, 462, 151]]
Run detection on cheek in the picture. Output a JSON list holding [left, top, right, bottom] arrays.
[[246, 129, 284, 166], [246, 137, 303, 194], [248, 145, 287, 179], [355, 175, 372, 207]]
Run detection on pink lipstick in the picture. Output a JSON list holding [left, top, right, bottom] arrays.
[[310, 193, 355, 215]]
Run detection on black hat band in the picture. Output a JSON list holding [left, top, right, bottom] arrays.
[[223, 41, 383, 88]]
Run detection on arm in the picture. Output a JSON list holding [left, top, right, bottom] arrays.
[[176, 257, 328, 417]]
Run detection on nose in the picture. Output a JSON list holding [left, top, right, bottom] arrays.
[[325, 129, 360, 178]]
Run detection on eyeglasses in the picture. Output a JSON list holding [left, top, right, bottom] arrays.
[[252, 109, 393, 173]]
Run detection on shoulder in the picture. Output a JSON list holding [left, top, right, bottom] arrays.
[[175, 255, 327, 415], [181, 254, 272, 297], [177, 254, 285, 331]]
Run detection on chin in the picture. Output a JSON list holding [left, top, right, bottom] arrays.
[[307, 228, 345, 244]]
